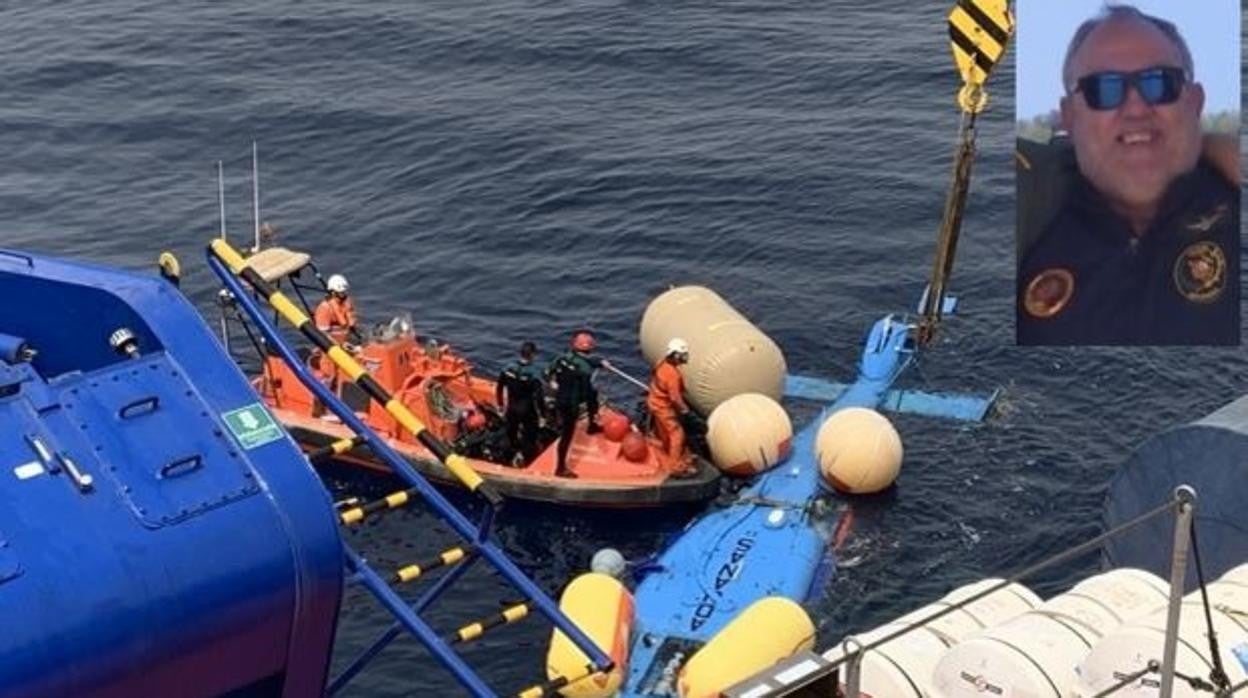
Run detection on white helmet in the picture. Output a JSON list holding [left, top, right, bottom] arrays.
[[666, 337, 689, 356], [326, 274, 350, 294]]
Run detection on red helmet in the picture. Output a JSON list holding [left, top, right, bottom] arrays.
[[462, 408, 487, 431], [570, 331, 596, 352]]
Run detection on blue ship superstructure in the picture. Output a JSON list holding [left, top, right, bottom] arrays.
[[0, 243, 613, 698], [0, 249, 343, 698]]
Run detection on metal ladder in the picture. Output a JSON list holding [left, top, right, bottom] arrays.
[[208, 240, 611, 697]]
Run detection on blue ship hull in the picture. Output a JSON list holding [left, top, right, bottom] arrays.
[[0, 249, 343, 698]]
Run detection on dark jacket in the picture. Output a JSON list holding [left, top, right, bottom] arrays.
[[496, 360, 544, 415], [1017, 159, 1239, 345], [545, 351, 601, 409]]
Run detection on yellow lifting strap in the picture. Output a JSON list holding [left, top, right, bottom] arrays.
[[210, 239, 498, 505]]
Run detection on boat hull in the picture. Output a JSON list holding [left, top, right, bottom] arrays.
[[281, 412, 722, 507]]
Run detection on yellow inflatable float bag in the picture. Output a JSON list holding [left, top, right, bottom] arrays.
[[546, 572, 634, 696], [677, 596, 815, 698]]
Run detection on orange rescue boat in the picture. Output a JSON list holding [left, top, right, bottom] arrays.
[[254, 316, 720, 507]]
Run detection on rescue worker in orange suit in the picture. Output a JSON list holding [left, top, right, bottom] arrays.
[[311, 274, 359, 415], [496, 341, 544, 465], [314, 274, 359, 345], [648, 338, 696, 477], [545, 330, 605, 479]]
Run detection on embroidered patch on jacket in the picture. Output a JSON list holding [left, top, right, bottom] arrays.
[[1173, 241, 1226, 303], [1183, 204, 1228, 234], [1023, 268, 1075, 318]]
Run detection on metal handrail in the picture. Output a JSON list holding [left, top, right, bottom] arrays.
[[726, 486, 1204, 697]]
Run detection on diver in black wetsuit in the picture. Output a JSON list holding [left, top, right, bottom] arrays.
[[496, 341, 544, 465], [545, 330, 604, 479]]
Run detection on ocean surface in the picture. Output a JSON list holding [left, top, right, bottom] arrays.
[[5, 2, 1247, 696]]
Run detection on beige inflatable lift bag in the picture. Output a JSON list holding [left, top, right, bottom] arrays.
[[640, 286, 786, 414]]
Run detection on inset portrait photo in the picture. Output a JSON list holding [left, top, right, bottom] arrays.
[[1016, 1, 1240, 345]]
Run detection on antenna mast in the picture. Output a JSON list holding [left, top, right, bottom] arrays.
[[251, 142, 261, 253], [217, 160, 233, 351], [218, 161, 227, 240]]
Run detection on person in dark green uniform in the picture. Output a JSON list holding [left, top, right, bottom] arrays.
[[545, 330, 605, 478], [1017, 6, 1239, 345], [496, 341, 544, 465]]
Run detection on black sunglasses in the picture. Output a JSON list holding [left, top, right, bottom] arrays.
[[1073, 66, 1187, 111]]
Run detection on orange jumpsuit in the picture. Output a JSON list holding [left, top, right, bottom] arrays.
[[312, 296, 357, 388], [314, 296, 357, 343], [647, 359, 690, 473]]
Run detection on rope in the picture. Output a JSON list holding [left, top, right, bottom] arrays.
[[232, 305, 268, 364], [601, 361, 649, 392], [1092, 660, 1158, 698], [1190, 524, 1233, 693], [1091, 660, 1226, 697], [425, 380, 459, 422], [1172, 668, 1218, 693], [731, 495, 810, 512]]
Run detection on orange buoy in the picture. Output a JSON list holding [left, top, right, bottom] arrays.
[[602, 413, 630, 442], [620, 431, 648, 462]]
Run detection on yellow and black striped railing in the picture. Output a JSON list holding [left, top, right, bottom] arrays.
[[210, 239, 503, 507]]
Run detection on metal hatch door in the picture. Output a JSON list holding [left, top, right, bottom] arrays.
[[62, 355, 260, 528]]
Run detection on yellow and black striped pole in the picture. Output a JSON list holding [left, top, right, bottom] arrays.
[[210, 239, 503, 507], [307, 435, 365, 465], [394, 546, 472, 584], [447, 602, 531, 644], [516, 664, 600, 698], [338, 486, 420, 525]]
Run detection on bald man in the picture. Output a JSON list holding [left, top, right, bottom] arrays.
[[1017, 5, 1238, 345]]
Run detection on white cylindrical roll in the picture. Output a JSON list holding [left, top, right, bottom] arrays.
[[823, 622, 953, 698], [930, 611, 1099, 698], [898, 579, 1041, 644], [1071, 600, 1248, 697]]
